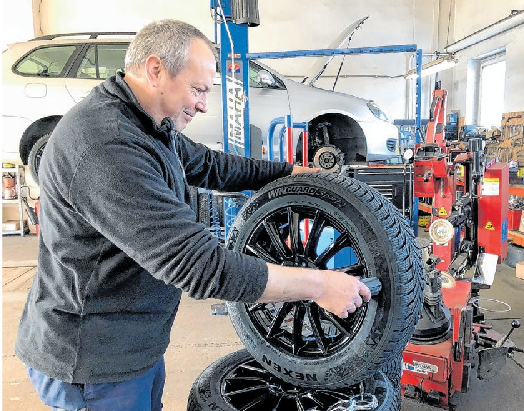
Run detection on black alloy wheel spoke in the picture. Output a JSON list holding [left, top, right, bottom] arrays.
[[294, 396, 308, 411], [287, 207, 305, 256], [263, 220, 290, 260], [334, 263, 365, 276], [246, 243, 280, 264], [292, 305, 307, 355], [248, 303, 267, 312], [238, 363, 271, 374], [307, 304, 328, 355], [301, 391, 324, 407], [313, 233, 350, 268], [303, 210, 326, 260], [266, 302, 295, 340], [237, 391, 274, 411], [223, 380, 269, 396], [271, 396, 285, 411], [322, 311, 352, 337], [310, 389, 351, 402]]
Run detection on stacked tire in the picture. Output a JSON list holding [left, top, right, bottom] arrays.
[[188, 349, 400, 411], [187, 174, 425, 411]]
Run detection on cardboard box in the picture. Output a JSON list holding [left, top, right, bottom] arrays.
[[2, 220, 27, 232], [517, 261, 524, 280]]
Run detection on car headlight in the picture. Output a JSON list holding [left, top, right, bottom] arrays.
[[367, 101, 389, 122]]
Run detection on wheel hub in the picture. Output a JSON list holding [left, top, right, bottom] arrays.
[[313, 145, 344, 172]]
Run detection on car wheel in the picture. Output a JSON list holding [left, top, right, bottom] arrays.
[[28, 133, 51, 184], [187, 349, 400, 411], [226, 173, 424, 389]]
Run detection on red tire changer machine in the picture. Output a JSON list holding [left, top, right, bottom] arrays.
[[400, 82, 522, 409]]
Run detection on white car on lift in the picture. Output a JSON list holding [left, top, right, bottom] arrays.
[[2, 19, 400, 182]]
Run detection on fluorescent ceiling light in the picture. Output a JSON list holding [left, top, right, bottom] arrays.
[[405, 55, 457, 79], [445, 10, 524, 53]]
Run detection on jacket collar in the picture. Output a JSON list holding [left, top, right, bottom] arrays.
[[103, 72, 175, 144]]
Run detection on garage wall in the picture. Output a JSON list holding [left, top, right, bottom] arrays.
[[2, 0, 33, 50], [437, 0, 524, 121], [32, 0, 214, 39]]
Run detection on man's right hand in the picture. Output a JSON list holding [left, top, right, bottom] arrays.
[[314, 270, 371, 318], [258, 263, 372, 319]]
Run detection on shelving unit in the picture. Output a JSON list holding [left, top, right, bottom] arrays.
[[2, 165, 27, 236], [509, 184, 524, 197]]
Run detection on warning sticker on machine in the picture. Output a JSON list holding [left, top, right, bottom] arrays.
[[438, 207, 448, 216], [403, 361, 439, 375], [485, 221, 496, 230], [481, 178, 500, 196]]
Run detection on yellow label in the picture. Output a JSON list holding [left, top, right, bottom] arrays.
[[418, 216, 430, 227], [438, 207, 448, 216], [483, 178, 499, 183], [484, 221, 495, 230]]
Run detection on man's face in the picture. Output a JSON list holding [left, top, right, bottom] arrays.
[[158, 39, 216, 132]]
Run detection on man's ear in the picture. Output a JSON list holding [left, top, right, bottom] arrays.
[[144, 55, 163, 88]]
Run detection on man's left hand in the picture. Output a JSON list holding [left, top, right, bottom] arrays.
[[291, 165, 321, 175]]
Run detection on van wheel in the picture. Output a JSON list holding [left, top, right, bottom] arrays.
[[28, 133, 51, 184], [187, 349, 399, 411], [226, 173, 424, 389]]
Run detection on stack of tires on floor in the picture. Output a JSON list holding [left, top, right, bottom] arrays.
[[187, 174, 425, 411]]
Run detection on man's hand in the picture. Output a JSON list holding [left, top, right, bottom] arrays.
[[259, 263, 372, 319], [291, 165, 321, 175], [314, 271, 371, 318]]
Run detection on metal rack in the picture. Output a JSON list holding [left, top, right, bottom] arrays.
[[2, 165, 27, 236]]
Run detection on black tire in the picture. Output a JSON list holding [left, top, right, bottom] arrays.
[[505, 243, 524, 268], [226, 173, 424, 389], [187, 349, 399, 411], [379, 353, 403, 386], [378, 352, 403, 404], [28, 133, 51, 184]]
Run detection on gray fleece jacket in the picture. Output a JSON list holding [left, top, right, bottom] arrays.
[[15, 72, 293, 384]]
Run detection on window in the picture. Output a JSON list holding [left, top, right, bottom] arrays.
[[248, 62, 284, 89], [76, 44, 129, 79], [479, 57, 506, 128], [14, 45, 77, 77], [467, 50, 506, 128]]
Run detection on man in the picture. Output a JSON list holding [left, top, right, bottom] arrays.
[[16, 20, 370, 411]]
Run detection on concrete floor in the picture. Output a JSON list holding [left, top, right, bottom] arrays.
[[2, 234, 524, 411]]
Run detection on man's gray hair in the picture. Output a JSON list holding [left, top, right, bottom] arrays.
[[125, 19, 216, 77]]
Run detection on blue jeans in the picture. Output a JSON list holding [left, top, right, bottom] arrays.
[[26, 358, 165, 411]]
